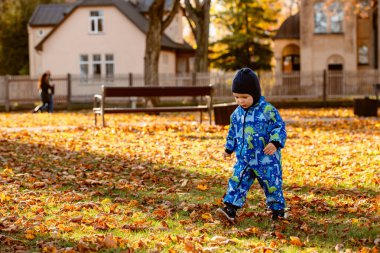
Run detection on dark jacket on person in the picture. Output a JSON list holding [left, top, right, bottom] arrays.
[[40, 80, 52, 103]]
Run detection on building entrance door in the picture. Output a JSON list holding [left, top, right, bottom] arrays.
[[327, 64, 343, 95]]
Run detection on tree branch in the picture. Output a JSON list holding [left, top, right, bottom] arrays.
[[162, 0, 180, 32], [184, 0, 201, 35]]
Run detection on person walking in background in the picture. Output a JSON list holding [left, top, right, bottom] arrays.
[[46, 70, 55, 113], [33, 71, 54, 113], [216, 67, 287, 224]]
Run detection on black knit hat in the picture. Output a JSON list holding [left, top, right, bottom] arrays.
[[232, 68, 261, 103]]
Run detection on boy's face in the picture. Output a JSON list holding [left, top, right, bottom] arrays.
[[233, 93, 253, 109]]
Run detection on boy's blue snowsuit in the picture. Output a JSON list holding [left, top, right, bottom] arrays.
[[223, 96, 287, 211]]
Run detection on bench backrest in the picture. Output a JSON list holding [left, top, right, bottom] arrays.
[[102, 85, 213, 97]]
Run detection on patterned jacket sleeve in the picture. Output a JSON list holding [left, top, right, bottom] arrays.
[[267, 107, 287, 149], [225, 113, 237, 153]]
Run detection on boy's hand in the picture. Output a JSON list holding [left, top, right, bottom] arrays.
[[223, 151, 232, 160], [263, 143, 277, 155]]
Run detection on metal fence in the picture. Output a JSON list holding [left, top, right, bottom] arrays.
[[0, 70, 379, 110], [266, 70, 380, 99]]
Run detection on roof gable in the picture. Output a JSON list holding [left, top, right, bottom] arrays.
[[30, 0, 193, 52], [137, 0, 174, 12]]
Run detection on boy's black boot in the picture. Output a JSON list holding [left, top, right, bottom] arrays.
[[271, 209, 287, 232], [271, 209, 285, 221], [216, 203, 237, 222]]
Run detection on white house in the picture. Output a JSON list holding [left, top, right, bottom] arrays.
[[28, 0, 195, 78]]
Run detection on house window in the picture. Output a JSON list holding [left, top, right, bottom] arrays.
[[329, 2, 343, 33], [105, 54, 114, 78], [90, 10, 104, 33], [37, 29, 45, 37], [93, 54, 102, 77], [80, 54, 115, 78], [80, 54, 89, 78], [314, 1, 343, 34], [282, 55, 300, 72], [358, 45, 369, 65], [314, 2, 327, 33]]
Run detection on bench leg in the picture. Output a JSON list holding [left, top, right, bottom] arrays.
[[102, 113, 105, 127], [94, 113, 97, 126], [200, 111, 203, 123]]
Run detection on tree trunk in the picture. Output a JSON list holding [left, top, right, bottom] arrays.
[[195, 0, 210, 73], [184, 0, 211, 73], [144, 0, 165, 87], [144, 0, 180, 106]]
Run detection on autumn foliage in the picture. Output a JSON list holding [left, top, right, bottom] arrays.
[[0, 108, 379, 252]]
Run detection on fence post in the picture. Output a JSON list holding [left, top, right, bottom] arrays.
[[323, 69, 327, 105], [67, 73, 71, 106], [192, 72, 197, 86], [5, 75, 10, 112], [129, 72, 137, 108], [192, 72, 197, 103], [129, 72, 133, 86]]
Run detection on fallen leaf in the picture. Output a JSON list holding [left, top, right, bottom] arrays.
[[70, 216, 83, 223], [196, 184, 208, 190], [201, 213, 213, 221], [289, 236, 303, 247], [103, 234, 117, 249]]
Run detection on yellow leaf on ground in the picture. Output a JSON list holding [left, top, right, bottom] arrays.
[[25, 233, 35, 240], [197, 184, 208, 190], [347, 207, 358, 213], [0, 192, 10, 202], [201, 213, 213, 221], [102, 198, 112, 204], [289, 236, 303, 247]]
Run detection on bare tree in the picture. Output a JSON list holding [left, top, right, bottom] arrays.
[[183, 0, 211, 72], [144, 0, 180, 87]]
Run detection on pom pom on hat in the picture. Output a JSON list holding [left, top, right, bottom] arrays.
[[232, 68, 261, 103]]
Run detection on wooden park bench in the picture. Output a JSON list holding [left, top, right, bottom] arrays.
[[93, 85, 214, 127]]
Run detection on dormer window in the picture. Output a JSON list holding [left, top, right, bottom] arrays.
[[90, 10, 103, 33]]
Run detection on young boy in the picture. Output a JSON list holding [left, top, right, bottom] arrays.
[[216, 67, 287, 223]]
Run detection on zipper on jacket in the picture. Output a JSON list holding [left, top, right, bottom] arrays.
[[239, 109, 249, 157], [237, 109, 250, 188]]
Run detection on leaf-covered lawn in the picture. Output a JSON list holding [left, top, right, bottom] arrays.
[[0, 108, 379, 253]]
